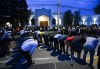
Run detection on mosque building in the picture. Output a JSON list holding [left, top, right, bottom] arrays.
[[27, 0, 100, 27]]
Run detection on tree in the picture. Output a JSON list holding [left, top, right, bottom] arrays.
[[52, 18, 56, 25], [62, 10, 73, 26], [0, 0, 11, 26], [0, 0, 31, 28], [73, 11, 81, 26], [94, 3, 100, 14], [10, 0, 31, 28]]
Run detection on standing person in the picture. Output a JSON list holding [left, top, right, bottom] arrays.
[[83, 35, 99, 67], [97, 45, 100, 69], [21, 39, 38, 64]]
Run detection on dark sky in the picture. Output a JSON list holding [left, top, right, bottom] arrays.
[[26, 0, 99, 15]]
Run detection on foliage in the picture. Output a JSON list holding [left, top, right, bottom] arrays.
[[0, 0, 11, 25], [10, 0, 31, 28], [62, 10, 73, 26], [0, 0, 31, 28], [73, 11, 81, 26], [94, 3, 100, 14]]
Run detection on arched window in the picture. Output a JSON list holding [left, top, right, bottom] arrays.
[[31, 18, 35, 25], [52, 18, 56, 25]]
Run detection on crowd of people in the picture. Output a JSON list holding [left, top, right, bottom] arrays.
[[0, 25, 100, 69]]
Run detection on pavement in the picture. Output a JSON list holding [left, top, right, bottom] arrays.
[[0, 36, 99, 69]]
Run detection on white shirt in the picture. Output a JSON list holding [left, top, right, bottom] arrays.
[[20, 30, 25, 35], [84, 37, 99, 50], [35, 30, 40, 38], [21, 39, 38, 55], [54, 34, 62, 39]]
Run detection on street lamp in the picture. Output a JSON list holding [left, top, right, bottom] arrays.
[[81, 16, 87, 25], [57, 0, 60, 31], [92, 15, 98, 24]]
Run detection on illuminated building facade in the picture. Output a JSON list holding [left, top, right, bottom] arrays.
[[27, 0, 100, 27]]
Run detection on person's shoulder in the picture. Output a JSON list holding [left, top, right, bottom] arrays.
[[66, 36, 74, 41], [87, 37, 92, 39], [34, 39, 38, 42], [26, 39, 34, 41]]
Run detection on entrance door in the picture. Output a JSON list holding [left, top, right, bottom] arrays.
[[38, 15, 49, 27], [40, 21, 48, 27]]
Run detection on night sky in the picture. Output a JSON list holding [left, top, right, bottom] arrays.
[[26, 0, 99, 15]]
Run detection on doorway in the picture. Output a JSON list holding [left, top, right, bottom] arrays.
[[38, 15, 49, 27], [40, 21, 48, 27]]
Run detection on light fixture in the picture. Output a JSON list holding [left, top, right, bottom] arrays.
[[81, 16, 87, 25], [92, 15, 98, 24], [6, 22, 11, 27]]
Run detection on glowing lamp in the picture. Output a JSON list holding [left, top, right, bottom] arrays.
[[81, 16, 87, 25], [92, 15, 98, 24], [6, 22, 11, 27]]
